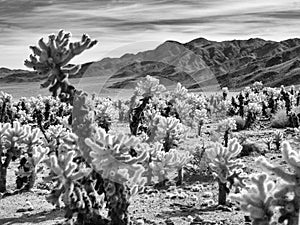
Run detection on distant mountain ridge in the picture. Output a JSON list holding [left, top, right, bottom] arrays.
[[2, 37, 300, 90]]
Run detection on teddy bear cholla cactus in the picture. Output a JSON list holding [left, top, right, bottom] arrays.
[[154, 116, 188, 152], [94, 98, 115, 132], [141, 141, 192, 186], [173, 98, 207, 136], [232, 141, 300, 225], [85, 127, 147, 190], [85, 127, 148, 225], [0, 121, 47, 193], [169, 84, 207, 126], [0, 122, 26, 192], [213, 118, 237, 147], [72, 90, 149, 224], [206, 138, 245, 205], [15, 125, 44, 190], [44, 149, 107, 225], [24, 30, 97, 103], [273, 130, 283, 152], [150, 145, 192, 186], [129, 75, 166, 135], [148, 115, 190, 185]]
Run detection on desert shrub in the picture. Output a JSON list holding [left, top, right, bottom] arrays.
[[232, 116, 245, 131], [271, 109, 290, 128]]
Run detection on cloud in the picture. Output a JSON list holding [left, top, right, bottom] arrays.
[[1, 0, 300, 68]]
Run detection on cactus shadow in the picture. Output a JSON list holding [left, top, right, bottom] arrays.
[[0, 209, 64, 225]]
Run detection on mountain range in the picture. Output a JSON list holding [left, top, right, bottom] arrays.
[[1, 37, 300, 90]]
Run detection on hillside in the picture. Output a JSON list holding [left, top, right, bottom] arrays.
[[2, 37, 300, 90]]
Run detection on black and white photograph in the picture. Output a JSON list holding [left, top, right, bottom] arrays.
[[1, 0, 300, 224]]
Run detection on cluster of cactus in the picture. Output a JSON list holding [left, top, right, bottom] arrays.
[[231, 141, 300, 225], [0, 121, 46, 193], [0, 92, 14, 123], [206, 138, 246, 205], [129, 81, 199, 186], [1, 93, 73, 129], [128, 78, 208, 139], [228, 83, 300, 129], [207, 93, 228, 118], [113, 99, 130, 122], [230, 92, 247, 118], [24, 30, 97, 103], [229, 90, 263, 129], [171, 83, 207, 135]]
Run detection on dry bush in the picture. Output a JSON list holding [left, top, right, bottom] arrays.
[[271, 109, 290, 128]]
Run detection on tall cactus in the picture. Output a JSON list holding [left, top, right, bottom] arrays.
[[24, 30, 97, 103]]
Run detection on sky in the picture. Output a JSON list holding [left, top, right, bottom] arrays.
[[1, 0, 300, 69]]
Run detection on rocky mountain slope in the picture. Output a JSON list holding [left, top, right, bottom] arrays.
[[2, 37, 300, 90]]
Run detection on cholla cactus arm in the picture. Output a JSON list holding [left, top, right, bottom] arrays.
[[31, 146, 48, 167], [46, 150, 92, 206], [255, 141, 300, 225], [85, 127, 147, 187], [61, 33, 97, 66], [25, 30, 97, 101], [143, 108, 161, 143], [4, 121, 27, 145], [256, 157, 296, 184], [50, 151, 92, 182], [23, 125, 41, 154], [230, 174, 274, 225]]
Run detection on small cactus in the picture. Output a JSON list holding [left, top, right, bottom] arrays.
[[206, 138, 245, 205], [273, 131, 283, 152]]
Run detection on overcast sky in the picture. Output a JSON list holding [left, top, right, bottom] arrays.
[[1, 0, 300, 69]]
